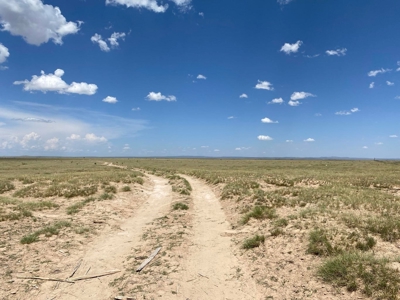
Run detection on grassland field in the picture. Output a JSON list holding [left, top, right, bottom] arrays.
[[1, 158, 400, 299]]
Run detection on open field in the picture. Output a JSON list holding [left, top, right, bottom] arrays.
[[1, 158, 400, 299]]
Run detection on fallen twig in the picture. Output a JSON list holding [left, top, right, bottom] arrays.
[[16, 270, 120, 283], [198, 273, 209, 279], [68, 259, 82, 279], [136, 247, 162, 272], [16, 276, 74, 283]]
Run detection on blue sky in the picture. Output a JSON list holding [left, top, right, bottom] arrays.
[[0, 0, 399, 158]]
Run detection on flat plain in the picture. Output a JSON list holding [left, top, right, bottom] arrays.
[[1, 158, 400, 299]]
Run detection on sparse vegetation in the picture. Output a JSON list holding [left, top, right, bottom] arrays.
[[121, 185, 131, 192], [241, 206, 277, 224], [20, 221, 72, 244], [242, 234, 265, 249], [0, 181, 15, 194], [172, 202, 189, 210]]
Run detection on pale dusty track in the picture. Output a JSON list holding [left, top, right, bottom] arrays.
[[38, 175, 173, 300], [167, 175, 261, 300]]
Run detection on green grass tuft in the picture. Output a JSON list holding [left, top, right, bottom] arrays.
[[241, 206, 277, 224], [242, 234, 265, 249], [172, 202, 189, 210]]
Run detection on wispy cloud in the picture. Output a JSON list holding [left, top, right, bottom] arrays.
[[387, 81, 395, 86], [304, 138, 315, 142], [369, 82, 375, 89], [335, 107, 359, 116], [326, 48, 347, 56], [389, 135, 398, 138], [289, 92, 315, 106], [368, 68, 391, 77], [227, 116, 235, 119]]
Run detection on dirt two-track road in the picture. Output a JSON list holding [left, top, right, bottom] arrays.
[[38, 173, 260, 300]]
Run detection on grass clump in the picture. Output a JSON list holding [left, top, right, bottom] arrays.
[[307, 229, 337, 256], [20, 221, 71, 244], [168, 175, 192, 195], [318, 252, 400, 299], [99, 192, 114, 200], [241, 206, 277, 225], [242, 234, 265, 249], [172, 202, 189, 210], [0, 197, 58, 221], [103, 185, 117, 193], [0, 181, 15, 194], [66, 197, 96, 215], [121, 185, 131, 192]]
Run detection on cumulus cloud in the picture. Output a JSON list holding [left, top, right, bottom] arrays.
[[0, 43, 9, 64], [387, 81, 395, 86], [326, 48, 347, 56], [390, 135, 398, 138], [335, 107, 359, 115], [261, 117, 278, 124], [67, 134, 81, 140], [214, 149, 220, 152], [44, 137, 59, 150], [288, 100, 301, 106], [14, 69, 98, 95], [227, 116, 235, 119], [91, 32, 125, 52], [286, 140, 293, 142], [239, 93, 248, 98], [197, 74, 206, 80], [146, 92, 176, 102], [132, 107, 140, 111], [258, 135, 273, 141], [199, 12, 204, 17], [201, 146, 209, 148], [363, 146, 368, 149], [369, 82, 375, 89], [375, 142, 383, 145], [291, 92, 316, 101], [84, 133, 107, 142], [255, 80, 274, 91], [103, 96, 118, 104], [105, 0, 191, 13], [91, 34, 110, 52], [268, 97, 284, 104], [395, 96, 400, 100], [0, 0, 80, 46], [280, 40, 302, 54], [315, 113, 322, 117], [368, 68, 391, 77], [20, 132, 40, 148], [304, 138, 315, 142]]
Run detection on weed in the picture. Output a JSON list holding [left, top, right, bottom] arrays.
[[172, 202, 189, 210], [318, 252, 400, 299], [270, 228, 284, 237], [241, 206, 277, 225], [242, 234, 265, 249], [99, 193, 114, 200], [104, 185, 117, 193], [307, 229, 337, 256], [274, 218, 288, 227], [121, 185, 131, 192], [0, 181, 15, 194], [20, 221, 71, 244]]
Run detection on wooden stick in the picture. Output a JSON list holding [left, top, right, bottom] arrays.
[[198, 273, 209, 279], [68, 259, 82, 279], [136, 247, 162, 272], [16, 276, 74, 283], [71, 269, 120, 281]]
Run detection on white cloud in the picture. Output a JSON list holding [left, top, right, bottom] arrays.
[[286, 140, 293, 143], [326, 48, 347, 56], [280, 40, 302, 54], [199, 12, 204, 17], [304, 138, 315, 142], [239, 93, 248, 98], [108, 32, 126, 47], [0, 0, 80, 46], [387, 81, 395, 86], [123, 144, 130, 150], [227, 116, 235, 119], [288, 100, 300, 106], [397, 61, 400, 72], [84, 133, 107, 142], [214, 149, 220, 152], [277, 0, 294, 4], [368, 68, 391, 77], [268, 97, 284, 104], [14, 69, 98, 95], [106, 0, 168, 13], [235, 147, 241, 151], [132, 107, 141, 111], [395, 96, 400, 99], [315, 113, 322, 117], [375, 142, 383, 145], [390, 135, 398, 138], [363, 146, 368, 149], [146, 92, 176, 102], [335, 107, 359, 115], [255, 80, 274, 91], [44, 137, 59, 150], [258, 135, 273, 141], [0, 43, 9, 64], [261, 117, 278, 124], [103, 96, 118, 104], [305, 54, 320, 58], [201, 146, 209, 148], [67, 134, 81, 140], [197, 74, 206, 80], [91, 34, 110, 52], [20, 132, 40, 148], [369, 82, 375, 89], [291, 91, 316, 101]]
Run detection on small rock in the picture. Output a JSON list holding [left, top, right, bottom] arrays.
[[115, 296, 124, 300]]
